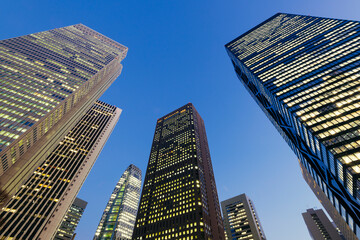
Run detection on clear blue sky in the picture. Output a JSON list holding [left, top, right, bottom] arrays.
[[1, 0, 359, 239]]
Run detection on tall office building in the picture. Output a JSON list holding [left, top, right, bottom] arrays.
[[94, 164, 142, 240], [0, 24, 127, 209], [226, 13, 360, 239], [133, 103, 225, 240], [221, 194, 266, 240], [55, 197, 88, 240], [0, 101, 121, 239], [302, 208, 342, 240]]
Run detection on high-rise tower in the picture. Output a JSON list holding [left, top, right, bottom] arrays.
[[55, 197, 88, 240], [94, 164, 142, 240], [221, 194, 266, 240], [0, 24, 127, 208], [133, 103, 225, 240], [226, 13, 360, 239], [0, 101, 121, 239]]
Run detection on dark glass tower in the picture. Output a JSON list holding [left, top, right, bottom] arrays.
[[0, 24, 127, 209], [226, 13, 360, 240], [133, 103, 225, 240]]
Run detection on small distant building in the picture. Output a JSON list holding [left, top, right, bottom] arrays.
[[302, 208, 342, 240], [54, 197, 88, 240], [221, 194, 266, 240]]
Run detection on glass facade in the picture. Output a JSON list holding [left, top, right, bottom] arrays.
[[226, 13, 360, 239], [54, 197, 88, 240], [0, 101, 121, 239], [94, 164, 142, 240], [221, 194, 266, 240], [0, 24, 127, 211], [133, 103, 225, 240]]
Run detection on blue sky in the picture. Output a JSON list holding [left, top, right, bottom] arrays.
[[1, 0, 360, 239]]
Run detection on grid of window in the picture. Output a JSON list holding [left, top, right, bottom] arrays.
[[226, 13, 360, 239], [94, 164, 142, 240], [133, 103, 225, 240], [0, 23, 127, 174], [54, 197, 87, 240], [221, 194, 266, 240], [0, 101, 119, 240]]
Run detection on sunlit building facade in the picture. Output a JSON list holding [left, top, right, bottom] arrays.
[[226, 13, 360, 239], [302, 208, 342, 240], [0, 24, 127, 209], [133, 103, 225, 240], [94, 164, 142, 240], [221, 194, 266, 240], [0, 101, 121, 239], [55, 197, 88, 240]]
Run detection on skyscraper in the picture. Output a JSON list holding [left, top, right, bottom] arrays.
[[221, 194, 266, 240], [226, 13, 360, 239], [94, 164, 142, 240], [0, 101, 121, 239], [302, 208, 342, 240], [0, 24, 127, 209], [133, 103, 225, 240], [55, 197, 88, 240]]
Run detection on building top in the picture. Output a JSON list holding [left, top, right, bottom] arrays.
[[72, 24, 128, 56], [73, 197, 88, 210]]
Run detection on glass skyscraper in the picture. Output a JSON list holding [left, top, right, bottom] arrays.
[[221, 194, 266, 240], [226, 13, 360, 239], [132, 103, 225, 240], [0, 101, 121, 239], [94, 164, 142, 240], [0, 24, 127, 209], [55, 197, 88, 240]]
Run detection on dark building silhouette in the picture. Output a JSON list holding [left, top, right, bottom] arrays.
[[133, 103, 225, 240]]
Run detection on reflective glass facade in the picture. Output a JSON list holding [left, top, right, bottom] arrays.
[[226, 13, 360, 239], [0, 101, 121, 239], [55, 197, 88, 240], [133, 103, 225, 240], [0, 24, 127, 209], [221, 194, 266, 240], [94, 164, 142, 240]]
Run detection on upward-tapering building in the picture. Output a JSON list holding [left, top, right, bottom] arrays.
[[133, 103, 225, 240], [221, 194, 266, 240], [0, 24, 127, 209], [94, 164, 142, 240], [0, 101, 121, 239], [226, 13, 360, 239]]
